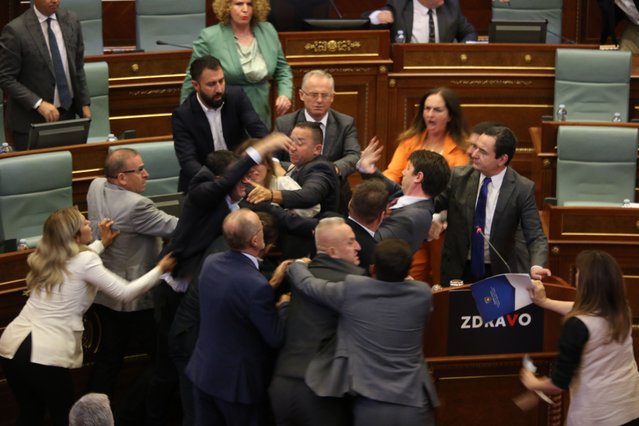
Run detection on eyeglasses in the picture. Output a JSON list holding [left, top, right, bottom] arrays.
[[301, 90, 333, 100], [120, 165, 146, 175]]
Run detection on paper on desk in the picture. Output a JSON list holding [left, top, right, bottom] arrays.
[[470, 273, 534, 323]]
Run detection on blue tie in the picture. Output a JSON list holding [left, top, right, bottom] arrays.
[[46, 17, 72, 110], [471, 177, 491, 280]]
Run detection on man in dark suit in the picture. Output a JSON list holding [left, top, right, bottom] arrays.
[[432, 125, 551, 286], [368, 0, 477, 44], [247, 122, 339, 215], [270, 217, 364, 426], [347, 179, 389, 272], [0, 0, 91, 150], [597, 0, 639, 52], [287, 239, 438, 426], [173, 55, 269, 192], [187, 209, 288, 426]]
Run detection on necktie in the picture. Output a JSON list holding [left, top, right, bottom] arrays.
[[428, 9, 436, 43], [471, 177, 491, 280], [46, 17, 72, 110]]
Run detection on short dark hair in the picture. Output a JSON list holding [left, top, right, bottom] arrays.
[[470, 121, 503, 135], [372, 239, 412, 282], [190, 55, 223, 82], [408, 150, 450, 197], [105, 148, 139, 179], [350, 179, 389, 222], [483, 126, 517, 165], [294, 122, 323, 146], [205, 150, 238, 176]]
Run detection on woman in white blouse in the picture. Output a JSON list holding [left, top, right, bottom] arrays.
[[0, 207, 175, 426]]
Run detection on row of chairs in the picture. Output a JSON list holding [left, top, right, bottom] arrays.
[[0, 141, 180, 247]]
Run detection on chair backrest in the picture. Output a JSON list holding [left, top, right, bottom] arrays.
[[554, 49, 632, 122], [109, 141, 180, 196], [0, 151, 73, 246], [135, 0, 205, 52], [556, 125, 638, 206], [84, 61, 111, 141], [492, 0, 563, 44], [64, 0, 103, 56]]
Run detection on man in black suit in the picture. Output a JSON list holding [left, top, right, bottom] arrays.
[[172, 55, 269, 192], [431, 125, 551, 286], [597, 0, 639, 52], [270, 217, 364, 426], [0, 0, 91, 150], [347, 179, 389, 272], [368, 0, 477, 44]]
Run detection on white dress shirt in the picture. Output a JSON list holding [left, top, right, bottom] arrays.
[[475, 167, 507, 261], [412, 0, 439, 43], [196, 94, 227, 151]]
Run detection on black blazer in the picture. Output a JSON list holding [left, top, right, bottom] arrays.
[[172, 88, 268, 191], [347, 218, 377, 272], [280, 156, 339, 214]]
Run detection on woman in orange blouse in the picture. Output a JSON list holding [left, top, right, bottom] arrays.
[[383, 87, 469, 283]]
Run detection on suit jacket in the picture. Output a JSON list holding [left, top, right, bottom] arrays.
[[163, 153, 257, 279], [287, 263, 438, 408], [275, 108, 361, 177], [87, 178, 178, 311], [186, 250, 285, 404], [281, 156, 339, 214], [434, 165, 548, 285], [374, 0, 477, 43], [346, 218, 377, 272], [173, 89, 268, 192], [274, 255, 364, 380], [180, 22, 292, 126], [0, 7, 89, 133]]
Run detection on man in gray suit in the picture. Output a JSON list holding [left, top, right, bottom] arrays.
[[270, 217, 364, 426], [369, 0, 477, 44], [287, 239, 438, 426], [431, 125, 551, 286], [86, 148, 178, 415], [275, 70, 361, 213], [0, 0, 91, 150]]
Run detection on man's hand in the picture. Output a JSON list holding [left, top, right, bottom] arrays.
[[269, 259, 294, 288], [428, 219, 447, 241], [246, 181, 273, 205], [82, 105, 92, 119], [377, 10, 394, 24], [276, 293, 291, 308], [37, 101, 60, 122], [357, 136, 384, 174], [530, 265, 551, 280], [274, 96, 291, 116], [253, 132, 293, 157]]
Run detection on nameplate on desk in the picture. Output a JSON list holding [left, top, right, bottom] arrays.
[[446, 288, 543, 356]]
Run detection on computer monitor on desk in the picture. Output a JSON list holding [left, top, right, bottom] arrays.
[[303, 18, 370, 31], [489, 20, 547, 44], [27, 118, 91, 150]]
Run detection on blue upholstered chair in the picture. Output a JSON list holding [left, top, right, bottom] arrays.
[[554, 49, 632, 122], [64, 0, 103, 56], [0, 151, 73, 247], [556, 125, 638, 206], [109, 141, 180, 196], [84, 61, 111, 141], [492, 0, 563, 44], [135, 0, 205, 52]]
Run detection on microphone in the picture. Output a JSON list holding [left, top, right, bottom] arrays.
[[156, 40, 192, 50], [475, 226, 511, 274], [544, 20, 576, 44], [328, 0, 343, 18]]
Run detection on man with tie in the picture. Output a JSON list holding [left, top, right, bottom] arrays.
[[172, 55, 269, 192], [368, 0, 477, 44], [431, 125, 551, 286], [275, 69, 361, 213], [0, 0, 92, 151]]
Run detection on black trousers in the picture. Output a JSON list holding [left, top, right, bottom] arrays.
[[1, 334, 75, 426]]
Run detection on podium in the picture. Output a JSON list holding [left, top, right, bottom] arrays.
[[423, 280, 575, 425]]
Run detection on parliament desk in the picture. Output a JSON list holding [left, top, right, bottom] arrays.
[[530, 121, 639, 207]]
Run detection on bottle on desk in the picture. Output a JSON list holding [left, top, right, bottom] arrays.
[[395, 30, 406, 44], [623, 198, 631, 208], [556, 104, 567, 121], [106, 133, 118, 142], [17, 239, 29, 251], [612, 112, 622, 123], [0, 142, 14, 154]]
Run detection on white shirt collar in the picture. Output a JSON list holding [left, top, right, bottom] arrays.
[[391, 194, 429, 209], [34, 6, 54, 22], [196, 92, 224, 112], [225, 195, 241, 212], [347, 216, 376, 237], [480, 167, 507, 191], [241, 252, 260, 269], [304, 110, 328, 128]]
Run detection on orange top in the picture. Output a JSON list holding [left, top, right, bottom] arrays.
[[383, 132, 469, 183]]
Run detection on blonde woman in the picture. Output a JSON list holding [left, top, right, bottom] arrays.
[[0, 207, 175, 426], [180, 0, 293, 126]]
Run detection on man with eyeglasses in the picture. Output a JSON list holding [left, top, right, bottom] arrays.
[[275, 69, 361, 213], [86, 148, 178, 421]]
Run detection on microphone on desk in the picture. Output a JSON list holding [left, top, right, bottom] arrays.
[[475, 226, 512, 274], [156, 40, 192, 50], [328, 0, 343, 18], [544, 20, 576, 44]]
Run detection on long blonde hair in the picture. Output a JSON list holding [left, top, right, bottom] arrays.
[[567, 250, 631, 343], [26, 207, 87, 294]]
